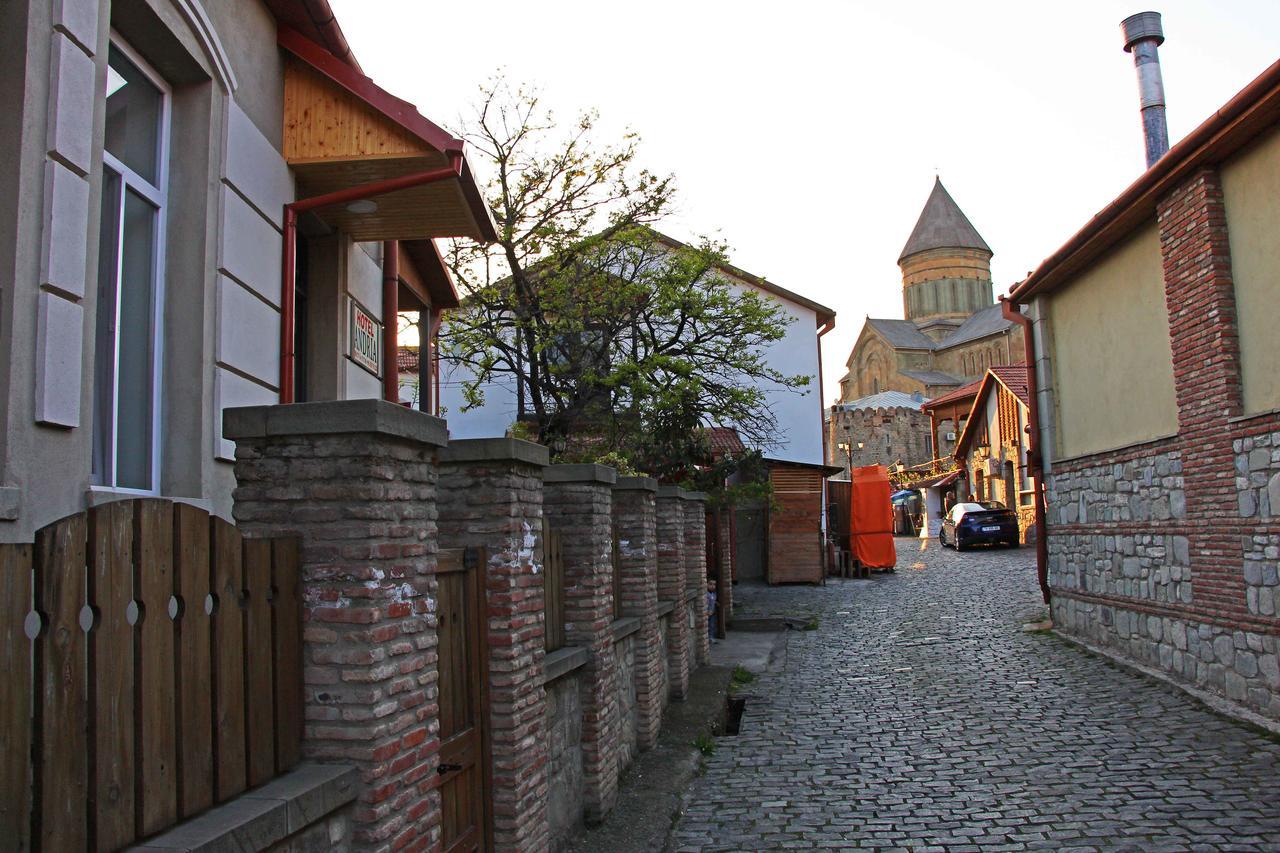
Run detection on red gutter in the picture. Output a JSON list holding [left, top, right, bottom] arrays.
[[279, 154, 463, 403], [1001, 296, 1050, 604], [382, 240, 399, 403]]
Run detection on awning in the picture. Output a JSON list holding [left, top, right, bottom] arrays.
[[399, 240, 459, 311], [278, 27, 496, 243], [914, 470, 961, 490]]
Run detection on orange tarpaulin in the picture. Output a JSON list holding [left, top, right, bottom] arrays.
[[849, 465, 897, 569]]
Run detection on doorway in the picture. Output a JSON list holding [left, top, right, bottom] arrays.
[[436, 547, 490, 851]]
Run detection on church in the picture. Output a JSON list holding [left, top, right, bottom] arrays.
[[839, 178, 1024, 403], [828, 179, 1025, 472]]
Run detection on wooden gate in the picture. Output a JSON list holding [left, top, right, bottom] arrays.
[[543, 528, 565, 652], [436, 547, 490, 852], [0, 499, 301, 851]]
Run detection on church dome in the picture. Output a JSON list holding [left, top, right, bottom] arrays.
[[898, 178, 992, 263]]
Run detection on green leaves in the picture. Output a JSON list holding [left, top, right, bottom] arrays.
[[440, 74, 807, 483]]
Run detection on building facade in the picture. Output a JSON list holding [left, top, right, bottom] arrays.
[[952, 366, 1036, 540], [825, 391, 933, 477], [0, 0, 490, 543], [838, 178, 1025, 404], [1011, 58, 1280, 720]]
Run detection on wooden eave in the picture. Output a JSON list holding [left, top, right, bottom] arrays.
[[278, 27, 496, 243], [399, 240, 460, 311]]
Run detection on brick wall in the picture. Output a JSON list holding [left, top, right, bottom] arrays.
[[612, 477, 664, 749], [682, 493, 710, 666], [226, 401, 446, 852], [544, 465, 620, 823], [1045, 168, 1280, 720], [656, 488, 690, 700], [437, 438, 550, 852]]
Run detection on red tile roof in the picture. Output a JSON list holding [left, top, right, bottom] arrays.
[[397, 346, 420, 374], [989, 364, 1031, 407], [705, 427, 746, 458], [921, 379, 982, 411]]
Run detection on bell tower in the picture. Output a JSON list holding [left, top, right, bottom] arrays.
[[898, 178, 994, 325]]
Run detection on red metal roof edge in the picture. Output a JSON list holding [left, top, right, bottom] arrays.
[[951, 365, 1031, 456], [988, 364, 1031, 407], [265, 0, 361, 71], [277, 25, 465, 157], [921, 379, 982, 411], [647, 230, 837, 328], [1009, 57, 1280, 304]]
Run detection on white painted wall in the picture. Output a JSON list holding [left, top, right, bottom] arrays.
[[438, 256, 828, 465]]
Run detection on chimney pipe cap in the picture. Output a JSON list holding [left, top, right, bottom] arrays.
[[1121, 11, 1165, 52]]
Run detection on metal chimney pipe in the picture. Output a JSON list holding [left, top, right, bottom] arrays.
[[1121, 11, 1170, 168]]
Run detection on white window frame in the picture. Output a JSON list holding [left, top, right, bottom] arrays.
[[91, 33, 170, 495]]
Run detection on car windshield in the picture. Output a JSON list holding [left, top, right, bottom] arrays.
[[950, 502, 985, 522], [979, 500, 1006, 510]]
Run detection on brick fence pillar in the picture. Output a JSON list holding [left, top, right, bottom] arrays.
[[682, 491, 710, 667], [543, 464, 620, 823], [656, 486, 689, 700], [1157, 168, 1246, 617], [612, 476, 662, 751], [436, 438, 550, 853], [713, 506, 734, 635], [224, 400, 445, 852]]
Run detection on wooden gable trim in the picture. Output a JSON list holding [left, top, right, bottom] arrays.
[[278, 27, 463, 161]]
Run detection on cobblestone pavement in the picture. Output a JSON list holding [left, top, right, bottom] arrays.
[[672, 538, 1280, 851]]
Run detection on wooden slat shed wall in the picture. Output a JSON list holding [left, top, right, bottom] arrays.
[[767, 465, 825, 584]]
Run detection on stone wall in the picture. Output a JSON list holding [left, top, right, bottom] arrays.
[[826, 404, 933, 475], [613, 633, 638, 773], [1043, 167, 1280, 723], [544, 670, 584, 850]]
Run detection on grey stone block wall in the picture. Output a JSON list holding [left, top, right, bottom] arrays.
[[1053, 596, 1280, 719], [614, 634, 638, 774], [1048, 532, 1193, 605], [1047, 449, 1185, 525], [544, 671, 585, 852]]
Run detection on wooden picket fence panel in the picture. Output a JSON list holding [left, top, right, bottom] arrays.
[[0, 499, 302, 851], [543, 527, 566, 652]]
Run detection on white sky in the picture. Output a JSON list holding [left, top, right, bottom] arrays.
[[329, 0, 1280, 402]]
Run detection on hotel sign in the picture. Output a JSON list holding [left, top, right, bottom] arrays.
[[349, 299, 381, 375]]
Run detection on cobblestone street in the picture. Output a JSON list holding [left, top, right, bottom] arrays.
[[673, 538, 1280, 851]]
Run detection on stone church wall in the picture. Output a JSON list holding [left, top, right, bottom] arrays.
[[828, 405, 933, 473]]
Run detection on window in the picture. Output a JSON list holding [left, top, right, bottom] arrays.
[[91, 40, 168, 491]]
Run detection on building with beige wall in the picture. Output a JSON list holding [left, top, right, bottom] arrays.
[[838, 178, 1025, 405], [1010, 56, 1280, 722]]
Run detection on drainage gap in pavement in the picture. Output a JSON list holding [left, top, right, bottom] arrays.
[[724, 695, 748, 735]]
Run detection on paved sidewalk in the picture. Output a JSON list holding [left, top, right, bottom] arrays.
[[672, 538, 1280, 851]]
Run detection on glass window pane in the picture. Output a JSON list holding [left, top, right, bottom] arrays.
[[105, 45, 162, 185], [116, 188, 157, 490], [91, 169, 123, 486]]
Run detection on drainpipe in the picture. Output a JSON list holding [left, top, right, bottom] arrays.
[[816, 317, 835, 574], [1001, 296, 1050, 604], [279, 154, 463, 403], [382, 240, 400, 403]]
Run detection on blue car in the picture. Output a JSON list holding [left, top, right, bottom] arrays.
[[940, 501, 1020, 550]]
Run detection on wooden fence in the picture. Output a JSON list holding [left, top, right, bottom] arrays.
[[0, 499, 302, 851], [543, 527, 566, 652]]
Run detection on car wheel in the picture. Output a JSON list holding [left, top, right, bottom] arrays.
[[955, 537, 966, 552], [1007, 539, 1020, 549]]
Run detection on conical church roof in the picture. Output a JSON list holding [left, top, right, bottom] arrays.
[[898, 178, 992, 262]]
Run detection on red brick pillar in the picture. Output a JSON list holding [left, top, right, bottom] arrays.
[[1157, 168, 1246, 616], [682, 492, 710, 666], [543, 464, 620, 823], [718, 508, 734, 631], [612, 476, 662, 751], [656, 486, 689, 700], [224, 400, 445, 851], [436, 438, 550, 853]]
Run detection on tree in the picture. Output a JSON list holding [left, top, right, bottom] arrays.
[[442, 76, 809, 474]]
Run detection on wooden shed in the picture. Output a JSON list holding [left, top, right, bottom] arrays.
[[765, 459, 842, 584]]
